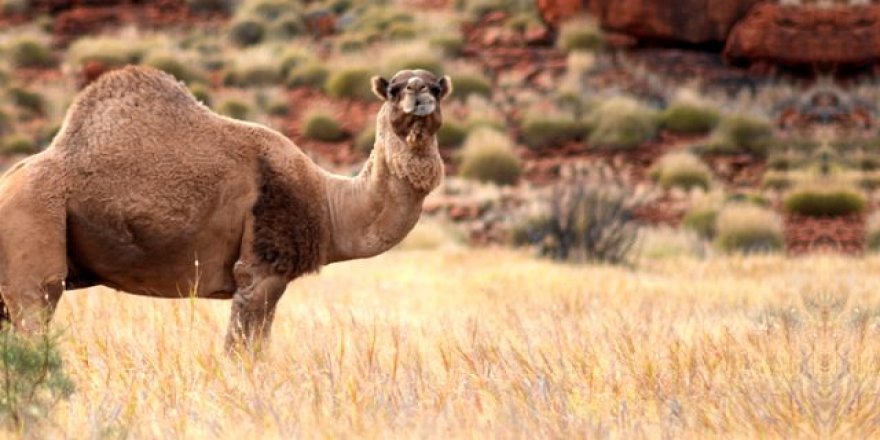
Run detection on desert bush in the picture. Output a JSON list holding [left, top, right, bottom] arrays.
[[217, 99, 251, 120], [520, 115, 585, 149], [0, 0, 29, 15], [715, 204, 783, 253], [188, 83, 212, 106], [437, 121, 468, 148], [186, 0, 235, 14], [682, 205, 718, 239], [451, 73, 492, 100], [286, 62, 329, 89], [9, 37, 54, 69], [660, 102, 720, 134], [766, 152, 802, 171], [354, 125, 376, 153], [144, 52, 202, 84], [223, 49, 282, 87], [324, 67, 373, 101], [651, 152, 712, 191], [783, 186, 867, 217], [706, 114, 774, 156], [388, 22, 418, 39], [279, 48, 311, 77], [761, 171, 793, 191], [229, 17, 266, 46], [269, 12, 305, 39], [429, 33, 464, 56], [859, 172, 880, 191], [0, 328, 74, 431], [515, 167, 641, 264], [587, 96, 658, 149], [266, 99, 289, 116], [0, 134, 36, 155], [67, 36, 145, 69], [303, 111, 346, 142], [853, 152, 880, 171], [8, 87, 44, 115], [558, 16, 603, 52], [462, 0, 533, 19], [459, 128, 521, 186]]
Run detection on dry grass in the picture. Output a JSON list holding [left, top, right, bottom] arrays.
[[27, 249, 880, 438]]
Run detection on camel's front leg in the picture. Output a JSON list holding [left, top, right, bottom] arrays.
[[224, 263, 287, 354]]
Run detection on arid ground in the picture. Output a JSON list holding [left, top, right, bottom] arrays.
[[40, 246, 880, 438]]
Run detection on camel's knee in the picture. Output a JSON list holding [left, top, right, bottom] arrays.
[[224, 275, 287, 354], [0, 276, 65, 334]]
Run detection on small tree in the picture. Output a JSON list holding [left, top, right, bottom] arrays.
[[0, 326, 73, 431], [517, 164, 642, 264]]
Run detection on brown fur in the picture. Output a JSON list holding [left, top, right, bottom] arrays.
[[0, 66, 451, 351], [252, 156, 326, 277]]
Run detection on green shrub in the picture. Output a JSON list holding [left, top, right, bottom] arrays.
[[520, 116, 585, 149], [587, 97, 658, 149], [0, 134, 37, 155], [709, 114, 774, 156], [652, 152, 712, 191], [217, 99, 251, 120], [459, 128, 521, 185], [8, 87, 44, 115], [284, 62, 327, 90], [269, 13, 305, 39], [451, 73, 492, 100], [229, 17, 266, 46], [660, 102, 720, 135], [761, 171, 792, 191], [303, 111, 346, 142], [337, 34, 367, 53], [224, 64, 280, 87], [783, 186, 867, 217], [67, 36, 145, 68], [766, 152, 801, 171], [860, 172, 880, 191], [0, 0, 29, 15], [186, 0, 235, 14], [324, 67, 373, 101], [144, 52, 202, 83], [9, 37, 54, 68], [244, 0, 300, 20], [188, 83, 212, 106], [558, 17, 603, 52], [437, 121, 468, 148], [279, 48, 311, 77], [0, 328, 74, 430], [354, 125, 376, 153], [266, 99, 289, 116], [388, 22, 418, 39], [715, 204, 783, 253], [854, 152, 880, 171], [682, 205, 718, 239], [429, 33, 464, 56], [0, 109, 12, 136]]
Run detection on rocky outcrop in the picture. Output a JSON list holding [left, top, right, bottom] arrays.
[[724, 3, 880, 67], [537, 0, 762, 45]]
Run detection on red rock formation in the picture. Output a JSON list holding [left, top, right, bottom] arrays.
[[537, 0, 761, 45], [725, 3, 880, 67]]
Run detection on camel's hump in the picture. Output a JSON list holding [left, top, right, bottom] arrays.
[[71, 65, 202, 113]]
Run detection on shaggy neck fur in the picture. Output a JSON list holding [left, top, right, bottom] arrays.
[[324, 104, 443, 263]]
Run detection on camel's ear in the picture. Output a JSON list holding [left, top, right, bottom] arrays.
[[371, 76, 390, 101], [436, 75, 453, 101]]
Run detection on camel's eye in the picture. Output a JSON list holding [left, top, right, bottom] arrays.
[[428, 84, 442, 97], [388, 83, 405, 99]]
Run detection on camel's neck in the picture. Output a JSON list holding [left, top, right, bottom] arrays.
[[323, 105, 443, 263]]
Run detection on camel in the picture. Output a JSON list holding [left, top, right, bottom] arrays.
[[0, 66, 452, 351]]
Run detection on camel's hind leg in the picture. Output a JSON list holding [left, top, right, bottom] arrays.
[[0, 183, 67, 334]]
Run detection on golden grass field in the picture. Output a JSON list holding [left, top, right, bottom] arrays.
[[29, 248, 880, 438]]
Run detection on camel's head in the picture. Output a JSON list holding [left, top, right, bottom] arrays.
[[371, 70, 453, 144]]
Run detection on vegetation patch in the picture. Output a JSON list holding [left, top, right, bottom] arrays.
[[520, 115, 585, 150], [705, 114, 774, 157], [459, 128, 522, 186], [587, 97, 658, 149], [715, 204, 783, 253], [660, 102, 720, 135], [651, 152, 712, 191], [557, 16, 603, 52], [303, 111, 347, 142], [217, 98, 251, 120], [783, 186, 867, 217], [324, 67, 374, 101], [9, 37, 54, 68]]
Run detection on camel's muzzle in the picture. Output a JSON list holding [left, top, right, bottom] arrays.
[[401, 92, 436, 116]]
